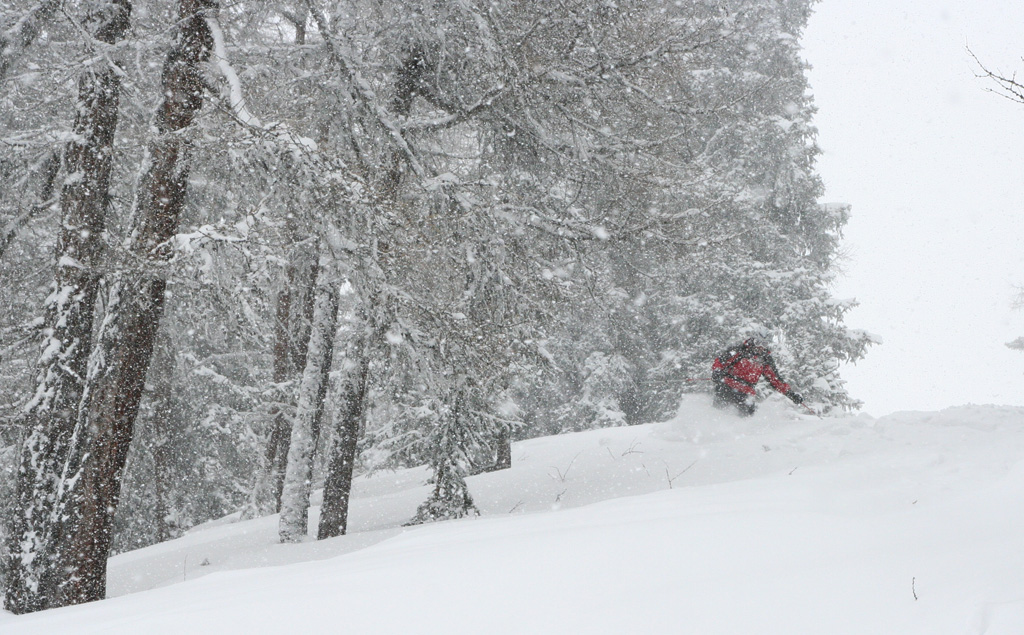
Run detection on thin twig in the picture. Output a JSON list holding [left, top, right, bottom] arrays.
[[621, 438, 643, 456], [665, 459, 698, 488], [968, 48, 1024, 104], [549, 452, 581, 482]]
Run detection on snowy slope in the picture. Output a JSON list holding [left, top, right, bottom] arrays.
[[3, 396, 1024, 634]]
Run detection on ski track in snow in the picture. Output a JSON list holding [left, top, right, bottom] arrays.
[[3, 396, 1024, 634]]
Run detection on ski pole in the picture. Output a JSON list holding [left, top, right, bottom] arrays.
[[799, 402, 822, 419], [684, 377, 713, 382]]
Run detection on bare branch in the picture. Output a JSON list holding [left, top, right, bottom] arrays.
[[548, 452, 581, 482], [0, 150, 60, 260], [969, 47, 1024, 104], [303, 0, 428, 181], [664, 459, 698, 488], [0, 0, 62, 82]]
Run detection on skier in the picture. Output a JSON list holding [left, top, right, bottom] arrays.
[[711, 328, 803, 416]]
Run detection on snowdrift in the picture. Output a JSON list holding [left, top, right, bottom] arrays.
[[3, 397, 1024, 634]]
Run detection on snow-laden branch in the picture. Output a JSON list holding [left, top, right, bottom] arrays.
[[0, 0, 61, 81], [0, 196, 57, 259], [401, 84, 506, 133], [170, 203, 264, 257], [490, 203, 616, 244], [0, 150, 59, 259], [302, 0, 428, 181], [204, 16, 320, 161], [181, 352, 264, 400], [452, 0, 499, 65]]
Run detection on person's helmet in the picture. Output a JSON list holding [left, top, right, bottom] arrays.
[[741, 325, 774, 349]]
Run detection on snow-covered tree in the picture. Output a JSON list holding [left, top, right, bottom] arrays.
[[279, 245, 339, 542], [0, 0, 875, 608], [42, 0, 216, 608], [406, 380, 481, 524], [318, 309, 370, 539], [535, 0, 873, 424], [4, 0, 132, 613]]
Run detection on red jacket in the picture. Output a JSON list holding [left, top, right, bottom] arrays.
[[712, 342, 790, 396]]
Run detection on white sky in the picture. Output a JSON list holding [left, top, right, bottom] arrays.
[[802, 1, 1024, 416]]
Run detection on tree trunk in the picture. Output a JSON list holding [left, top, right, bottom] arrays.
[[266, 249, 318, 512], [278, 249, 339, 542], [148, 333, 177, 544], [243, 280, 293, 519], [494, 426, 512, 471], [318, 338, 369, 539], [4, 0, 131, 615], [46, 0, 214, 608], [304, 46, 425, 534]]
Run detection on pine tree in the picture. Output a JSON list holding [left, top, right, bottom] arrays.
[[407, 382, 480, 525], [539, 0, 873, 425]]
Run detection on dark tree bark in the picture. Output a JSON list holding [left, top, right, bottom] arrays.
[[148, 333, 178, 544], [279, 250, 339, 542], [4, 0, 131, 615], [46, 0, 215, 608], [379, 46, 426, 199], [318, 339, 369, 539], [266, 248, 318, 511], [260, 279, 292, 512], [494, 426, 512, 471]]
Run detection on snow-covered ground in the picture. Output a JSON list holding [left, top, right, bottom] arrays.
[[3, 396, 1023, 634]]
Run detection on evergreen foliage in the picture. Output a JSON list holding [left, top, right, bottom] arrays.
[[0, 0, 870, 609]]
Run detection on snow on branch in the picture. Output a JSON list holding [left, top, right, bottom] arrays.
[[401, 85, 506, 133], [204, 12, 368, 210], [452, 0, 499, 64], [0, 195, 58, 259], [204, 16, 320, 160], [302, 0, 428, 181], [492, 204, 606, 243], [0, 0, 61, 81], [171, 207, 262, 253]]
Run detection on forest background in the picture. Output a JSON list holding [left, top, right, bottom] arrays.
[[0, 0, 872, 613]]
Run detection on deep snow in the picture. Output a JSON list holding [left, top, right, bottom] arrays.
[[3, 396, 1023, 634]]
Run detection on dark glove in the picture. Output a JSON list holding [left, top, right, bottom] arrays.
[[711, 368, 723, 382], [788, 392, 803, 405]]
